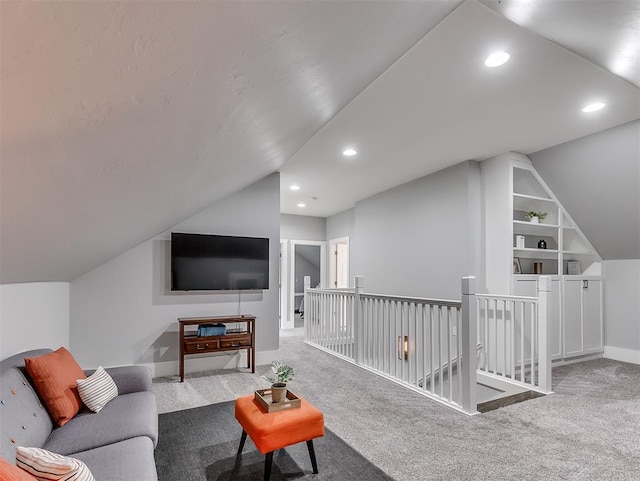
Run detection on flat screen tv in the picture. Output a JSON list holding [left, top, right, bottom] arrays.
[[171, 232, 269, 291]]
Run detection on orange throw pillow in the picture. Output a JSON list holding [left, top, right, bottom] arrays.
[[0, 456, 37, 481], [24, 347, 87, 427]]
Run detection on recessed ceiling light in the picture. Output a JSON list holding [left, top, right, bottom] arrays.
[[484, 51, 510, 68], [290, 184, 301, 191], [582, 102, 605, 113], [297, 203, 306, 208], [342, 148, 357, 157]]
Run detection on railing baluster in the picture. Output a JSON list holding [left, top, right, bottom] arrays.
[[438, 306, 443, 399], [447, 307, 452, 402]]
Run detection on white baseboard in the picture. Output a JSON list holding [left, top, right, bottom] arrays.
[[143, 349, 281, 378], [604, 346, 640, 365]]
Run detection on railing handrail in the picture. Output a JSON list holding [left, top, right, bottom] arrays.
[[307, 287, 462, 309], [476, 293, 538, 302], [307, 288, 354, 294], [360, 292, 461, 308]]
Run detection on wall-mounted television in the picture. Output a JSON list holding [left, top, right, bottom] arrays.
[[171, 232, 269, 291]]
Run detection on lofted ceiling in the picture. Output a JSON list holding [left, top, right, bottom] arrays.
[[280, 0, 640, 215], [1, 0, 639, 283]]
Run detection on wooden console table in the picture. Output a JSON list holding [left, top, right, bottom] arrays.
[[178, 315, 256, 382]]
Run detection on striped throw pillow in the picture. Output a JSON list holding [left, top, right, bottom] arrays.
[[76, 366, 118, 412], [15, 447, 95, 481]]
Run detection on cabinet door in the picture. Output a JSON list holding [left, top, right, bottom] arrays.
[[563, 279, 583, 358], [513, 277, 562, 360], [582, 279, 603, 353]]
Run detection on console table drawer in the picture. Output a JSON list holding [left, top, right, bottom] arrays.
[[219, 335, 252, 349], [184, 339, 220, 354]]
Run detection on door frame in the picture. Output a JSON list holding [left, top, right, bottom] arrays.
[[280, 239, 327, 329]]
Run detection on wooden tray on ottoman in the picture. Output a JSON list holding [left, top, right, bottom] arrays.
[[254, 389, 301, 413]]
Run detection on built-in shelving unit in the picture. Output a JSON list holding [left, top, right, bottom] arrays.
[[482, 152, 603, 361]]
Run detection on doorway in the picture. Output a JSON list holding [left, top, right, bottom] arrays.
[[280, 240, 326, 329], [329, 237, 350, 288]]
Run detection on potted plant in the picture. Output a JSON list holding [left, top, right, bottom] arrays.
[[525, 211, 547, 224], [263, 360, 294, 403]]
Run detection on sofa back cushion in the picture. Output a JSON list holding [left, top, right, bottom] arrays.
[[24, 348, 87, 427], [0, 350, 54, 461]]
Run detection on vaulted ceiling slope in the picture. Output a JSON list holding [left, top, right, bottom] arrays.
[[0, 0, 457, 283], [279, 0, 640, 215], [1, 1, 639, 283]]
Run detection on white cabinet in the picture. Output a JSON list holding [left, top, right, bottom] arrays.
[[513, 275, 562, 360], [482, 152, 604, 362], [563, 277, 603, 358]]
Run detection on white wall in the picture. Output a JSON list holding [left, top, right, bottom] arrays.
[[326, 208, 355, 242], [280, 214, 326, 241], [0, 282, 70, 359], [70, 174, 280, 375], [603, 260, 640, 364], [353, 161, 481, 299]]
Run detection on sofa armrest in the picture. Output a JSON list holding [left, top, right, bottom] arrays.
[[85, 366, 152, 394]]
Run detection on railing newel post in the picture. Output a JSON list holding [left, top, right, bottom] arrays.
[[461, 276, 478, 414], [304, 276, 311, 341], [537, 276, 553, 394], [354, 276, 364, 365]]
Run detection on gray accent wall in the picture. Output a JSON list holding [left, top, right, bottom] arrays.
[[529, 119, 640, 260], [70, 174, 280, 371], [353, 161, 481, 299]]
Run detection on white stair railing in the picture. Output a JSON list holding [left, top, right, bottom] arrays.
[[476, 276, 552, 394], [304, 276, 479, 414]]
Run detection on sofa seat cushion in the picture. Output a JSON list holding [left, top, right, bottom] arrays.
[[42, 391, 158, 455], [73, 436, 157, 481], [24, 348, 87, 427]]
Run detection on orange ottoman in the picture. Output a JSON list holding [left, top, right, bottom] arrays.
[[234, 394, 324, 481]]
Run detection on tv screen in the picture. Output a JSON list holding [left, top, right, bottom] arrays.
[[171, 232, 269, 291]]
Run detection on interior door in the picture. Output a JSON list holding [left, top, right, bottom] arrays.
[[329, 237, 349, 288]]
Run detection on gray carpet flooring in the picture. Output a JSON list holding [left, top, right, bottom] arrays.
[[155, 400, 393, 481], [154, 329, 640, 480]]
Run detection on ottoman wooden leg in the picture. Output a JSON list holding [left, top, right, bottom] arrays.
[[306, 440, 319, 474], [264, 451, 274, 481], [237, 430, 247, 456]]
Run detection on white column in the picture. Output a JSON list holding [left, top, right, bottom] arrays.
[[461, 276, 478, 414], [537, 276, 553, 393]]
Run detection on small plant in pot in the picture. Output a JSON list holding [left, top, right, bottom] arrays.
[[525, 211, 547, 224], [263, 360, 294, 404]]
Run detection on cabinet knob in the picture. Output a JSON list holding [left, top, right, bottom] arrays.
[[582, 280, 588, 289]]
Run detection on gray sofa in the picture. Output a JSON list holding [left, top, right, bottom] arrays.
[[0, 349, 158, 480]]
